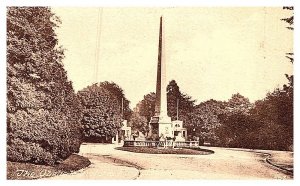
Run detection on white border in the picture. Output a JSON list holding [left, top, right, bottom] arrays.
[[1, 0, 297, 7]]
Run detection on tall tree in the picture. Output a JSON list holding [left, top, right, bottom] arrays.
[[167, 80, 195, 127], [225, 93, 253, 115], [7, 7, 82, 165], [129, 92, 155, 135], [100, 81, 132, 120], [215, 93, 253, 146], [250, 87, 293, 150], [77, 83, 123, 143], [191, 99, 226, 143], [129, 108, 148, 135], [138, 92, 156, 123]]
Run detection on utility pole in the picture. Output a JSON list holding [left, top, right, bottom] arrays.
[[121, 97, 124, 120], [176, 98, 179, 120]]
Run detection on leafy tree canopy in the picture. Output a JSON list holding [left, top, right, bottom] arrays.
[[77, 82, 125, 142], [7, 7, 82, 165]]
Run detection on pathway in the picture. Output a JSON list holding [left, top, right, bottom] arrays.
[[46, 143, 293, 180]]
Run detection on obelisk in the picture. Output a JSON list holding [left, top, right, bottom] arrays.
[[149, 16, 172, 139]]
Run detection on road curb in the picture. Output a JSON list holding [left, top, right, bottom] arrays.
[[222, 148, 293, 176], [265, 154, 293, 175]]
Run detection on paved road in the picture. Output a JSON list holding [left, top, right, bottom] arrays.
[[46, 143, 293, 180]]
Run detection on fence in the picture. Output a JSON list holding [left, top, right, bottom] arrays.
[[123, 140, 199, 148]]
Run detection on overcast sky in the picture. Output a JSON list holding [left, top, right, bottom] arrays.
[[53, 7, 293, 108]]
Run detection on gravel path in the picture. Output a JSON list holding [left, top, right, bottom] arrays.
[[46, 143, 293, 180]]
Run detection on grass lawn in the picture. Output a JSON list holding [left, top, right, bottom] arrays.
[[7, 154, 91, 180], [116, 146, 214, 155]]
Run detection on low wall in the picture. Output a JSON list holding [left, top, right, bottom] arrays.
[[123, 140, 199, 148]]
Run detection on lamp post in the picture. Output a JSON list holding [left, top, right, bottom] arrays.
[[193, 128, 196, 141]]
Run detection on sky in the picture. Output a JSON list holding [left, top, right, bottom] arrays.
[[52, 7, 293, 108]]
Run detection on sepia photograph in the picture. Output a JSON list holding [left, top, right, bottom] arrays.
[[4, 4, 295, 181]]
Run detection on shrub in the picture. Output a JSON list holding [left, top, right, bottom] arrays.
[[7, 7, 83, 165]]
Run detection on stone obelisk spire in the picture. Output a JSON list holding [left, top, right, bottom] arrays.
[[158, 16, 168, 120], [154, 16, 169, 120], [149, 16, 172, 138], [154, 16, 162, 116]]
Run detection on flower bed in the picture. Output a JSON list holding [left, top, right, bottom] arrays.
[[115, 146, 214, 155]]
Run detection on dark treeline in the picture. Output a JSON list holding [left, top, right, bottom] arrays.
[[132, 78, 293, 151]]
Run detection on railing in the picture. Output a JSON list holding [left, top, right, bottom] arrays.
[[123, 140, 199, 148]]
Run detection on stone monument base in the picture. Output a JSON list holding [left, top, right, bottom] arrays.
[[149, 115, 174, 139], [158, 121, 173, 138]]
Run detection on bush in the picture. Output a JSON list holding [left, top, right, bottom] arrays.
[[7, 7, 83, 165]]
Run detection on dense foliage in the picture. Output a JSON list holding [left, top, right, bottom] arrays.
[[132, 79, 293, 150], [130, 92, 155, 135], [7, 7, 83, 165], [129, 110, 148, 135], [216, 81, 293, 150], [138, 92, 156, 123], [167, 80, 195, 134], [191, 99, 226, 143], [77, 82, 128, 142], [100, 81, 131, 120]]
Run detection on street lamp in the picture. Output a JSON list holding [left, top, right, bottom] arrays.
[[192, 128, 196, 141]]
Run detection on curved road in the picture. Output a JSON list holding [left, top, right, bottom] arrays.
[[46, 143, 293, 180]]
